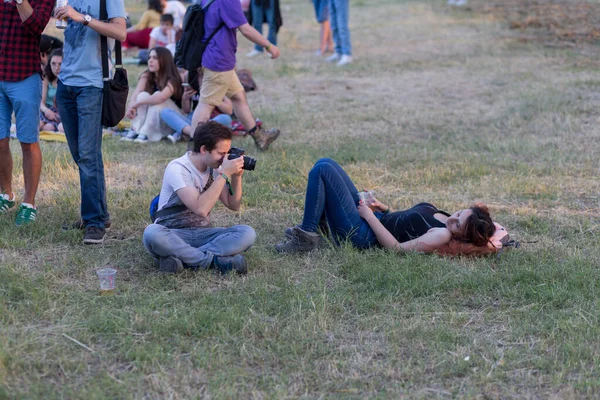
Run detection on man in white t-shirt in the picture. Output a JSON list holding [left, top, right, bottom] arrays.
[[143, 121, 256, 274], [149, 14, 176, 54]]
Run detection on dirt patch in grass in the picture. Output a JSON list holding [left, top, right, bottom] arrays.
[[472, 0, 600, 45]]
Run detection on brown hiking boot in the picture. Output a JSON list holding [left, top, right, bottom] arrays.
[[276, 226, 321, 253], [250, 127, 280, 151]]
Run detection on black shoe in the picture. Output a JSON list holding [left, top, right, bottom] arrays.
[[83, 226, 106, 245], [63, 219, 111, 231], [212, 254, 248, 275], [159, 256, 184, 274]]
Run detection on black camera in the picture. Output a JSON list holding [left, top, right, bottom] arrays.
[[228, 147, 256, 171]]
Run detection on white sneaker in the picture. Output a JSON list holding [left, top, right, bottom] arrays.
[[167, 131, 182, 144], [246, 49, 263, 58], [120, 129, 138, 142], [133, 134, 149, 143], [325, 53, 341, 63], [337, 55, 353, 66]]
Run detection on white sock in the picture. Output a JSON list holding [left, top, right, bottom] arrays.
[[21, 202, 36, 209]]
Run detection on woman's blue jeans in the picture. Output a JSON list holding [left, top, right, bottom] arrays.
[[328, 0, 352, 56], [160, 109, 232, 134], [251, 0, 277, 52], [301, 158, 378, 249], [56, 82, 109, 228]]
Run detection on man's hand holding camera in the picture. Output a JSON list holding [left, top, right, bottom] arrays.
[[221, 153, 244, 178]]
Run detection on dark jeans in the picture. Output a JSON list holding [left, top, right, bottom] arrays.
[[301, 158, 379, 249], [252, 0, 277, 52], [56, 82, 109, 228]]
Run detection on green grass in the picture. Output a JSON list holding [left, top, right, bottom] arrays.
[[3, 0, 600, 397]]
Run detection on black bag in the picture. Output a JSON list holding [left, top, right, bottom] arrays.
[[100, 0, 129, 127], [174, 0, 224, 71]]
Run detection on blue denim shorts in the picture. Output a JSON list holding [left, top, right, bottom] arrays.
[[313, 0, 329, 23], [0, 74, 42, 143]]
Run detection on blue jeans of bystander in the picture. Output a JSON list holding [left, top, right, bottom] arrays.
[[56, 82, 109, 228], [160, 108, 232, 135], [328, 0, 351, 56], [251, 0, 277, 52]]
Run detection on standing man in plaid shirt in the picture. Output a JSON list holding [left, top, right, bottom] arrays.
[[0, 0, 54, 225]]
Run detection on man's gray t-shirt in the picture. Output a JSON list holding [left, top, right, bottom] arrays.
[[59, 0, 126, 88], [156, 152, 219, 229]]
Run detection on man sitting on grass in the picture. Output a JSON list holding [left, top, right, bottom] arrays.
[[143, 121, 255, 274]]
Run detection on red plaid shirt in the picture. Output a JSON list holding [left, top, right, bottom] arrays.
[[0, 0, 54, 82]]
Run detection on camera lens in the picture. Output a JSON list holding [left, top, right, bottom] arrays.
[[243, 156, 256, 171]]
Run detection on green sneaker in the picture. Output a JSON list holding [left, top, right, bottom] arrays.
[[0, 193, 16, 214], [15, 203, 37, 226]]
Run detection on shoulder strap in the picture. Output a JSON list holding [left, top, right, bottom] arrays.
[[100, 0, 123, 81]]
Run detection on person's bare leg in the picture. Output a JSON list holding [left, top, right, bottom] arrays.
[[230, 90, 256, 131], [190, 102, 215, 137], [324, 20, 333, 52], [20, 141, 42, 206], [0, 138, 13, 198], [231, 90, 280, 151]]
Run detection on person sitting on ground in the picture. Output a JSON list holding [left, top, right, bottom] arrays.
[[143, 121, 256, 274], [148, 13, 177, 55], [122, 46, 183, 143], [276, 158, 496, 254], [164, 0, 186, 28], [123, 0, 164, 49], [39, 49, 64, 133], [160, 69, 234, 143]]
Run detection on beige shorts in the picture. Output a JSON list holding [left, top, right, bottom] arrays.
[[200, 68, 244, 106]]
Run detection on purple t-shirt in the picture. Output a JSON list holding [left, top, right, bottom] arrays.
[[201, 0, 247, 72]]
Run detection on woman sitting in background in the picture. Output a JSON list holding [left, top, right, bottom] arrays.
[[39, 49, 64, 133], [160, 69, 233, 143], [122, 47, 182, 143], [123, 0, 164, 49], [276, 158, 497, 255]]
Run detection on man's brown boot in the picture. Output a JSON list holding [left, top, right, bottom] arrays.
[[250, 127, 281, 151]]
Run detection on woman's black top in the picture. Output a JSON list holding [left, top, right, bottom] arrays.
[[379, 202, 449, 243]]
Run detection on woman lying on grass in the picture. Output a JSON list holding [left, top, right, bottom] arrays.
[[276, 158, 496, 255]]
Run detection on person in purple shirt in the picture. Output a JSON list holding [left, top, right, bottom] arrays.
[[190, 0, 281, 151]]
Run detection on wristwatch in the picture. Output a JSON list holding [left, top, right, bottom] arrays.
[[15, 0, 24, 5], [83, 14, 92, 26]]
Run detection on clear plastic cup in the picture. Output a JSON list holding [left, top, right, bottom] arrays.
[[358, 190, 376, 210], [96, 268, 117, 296], [55, 0, 68, 29]]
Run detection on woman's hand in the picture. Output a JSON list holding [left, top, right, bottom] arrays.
[[371, 198, 389, 213], [44, 109, 59, 122], [125, 106, 137, 120], [358, 202, 375, 220], [182, 86, 197, 100]]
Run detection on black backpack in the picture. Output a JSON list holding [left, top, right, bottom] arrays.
[[174, 0, 225, 71]]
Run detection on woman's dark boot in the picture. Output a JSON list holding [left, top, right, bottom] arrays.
[[276, 226, 321, 253]]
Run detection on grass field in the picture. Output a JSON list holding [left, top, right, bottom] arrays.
[[2, 0, 600, 398]]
